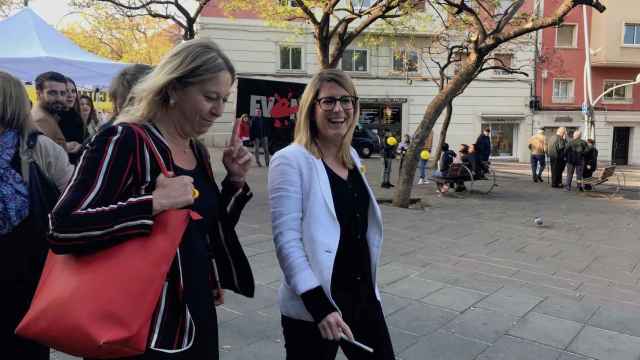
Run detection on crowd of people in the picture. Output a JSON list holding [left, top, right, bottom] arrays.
[[2, 39, 396, 360], [531, 126, 599, 191]]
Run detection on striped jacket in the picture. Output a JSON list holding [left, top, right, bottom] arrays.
[[49, 123, 255, 352]]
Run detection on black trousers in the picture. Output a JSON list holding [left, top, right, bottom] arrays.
[[282, 292, 394, 360], [550, 158, 565, 187]]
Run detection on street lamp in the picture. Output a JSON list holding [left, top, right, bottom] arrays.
[[582, 73, 640, 142]]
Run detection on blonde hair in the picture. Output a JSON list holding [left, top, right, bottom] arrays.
[[0, 71, 33, 135], [293, 69, 359, 168], [117, 39, 235, 124]]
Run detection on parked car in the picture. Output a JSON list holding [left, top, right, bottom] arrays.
[[352, 125, 381, 158]]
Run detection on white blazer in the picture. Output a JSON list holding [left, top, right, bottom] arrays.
[[268, 143, 384, 322]]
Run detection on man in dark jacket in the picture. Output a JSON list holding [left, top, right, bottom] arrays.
[[381, 132, 397, 188], [565, 130, 588, 191], [475, 128, 491, 162], [583, 139, 599, 190], [547, 127, 567, 188]]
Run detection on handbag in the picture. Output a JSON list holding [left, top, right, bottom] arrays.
[[16, 124, 196, 359]]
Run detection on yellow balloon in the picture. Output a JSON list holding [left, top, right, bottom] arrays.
[[420, 150, 430, 160], [386, 136, 398, 146]]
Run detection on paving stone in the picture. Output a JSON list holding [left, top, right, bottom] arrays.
[[508, 312, 583, 349], [387, 326, 422, 353], [512, 270, 582, 290], [252, 265, 282, 285], [219, 311, 282, 350], [223, 285, 278, 314], [399, 330, 488, 360], [533, 296, 600, 323], [443, 307, 519, 343], [476, 335, 562, 360], [556, 352, 596, 360], [568, 326, 640, 360], [377, 263, 421, 286], [588, 303, 640, 338], [447, 271, 507, 293], [475, 287, 544, 317], [218, 305, 244, 323], [380, 292, 413, 316], [421, 286, 488, 311], [385, 303, 458, 336], [452, 258, 519, 277], [222, 338, 285, 360], [382, 276, 446, 300]]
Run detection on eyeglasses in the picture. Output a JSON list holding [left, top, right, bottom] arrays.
[[316, 96, 358, 111]]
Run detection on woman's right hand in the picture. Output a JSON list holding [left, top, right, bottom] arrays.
[[318, 312, 354, 342], [152, 172, 194, 215]]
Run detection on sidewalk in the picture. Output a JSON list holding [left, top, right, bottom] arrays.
[[52, 155, 640, 360]]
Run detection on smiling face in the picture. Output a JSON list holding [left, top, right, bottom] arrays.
[[172, 71, 233, 138], [314, 81, 354, 146]]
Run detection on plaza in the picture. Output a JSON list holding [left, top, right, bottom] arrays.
[[52, 158, 640, 360]]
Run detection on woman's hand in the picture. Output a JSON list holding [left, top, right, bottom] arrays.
[[318, 312, 354, 342], [151, 172, 194, 215], [223, 118, 252, 185], [213, 287, 224, 306]]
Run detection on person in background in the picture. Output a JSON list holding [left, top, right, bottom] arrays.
[[49, 39, 255, 360], [1, 70, 73, 360], [475, 127, 491, 162], [250, 107, 270, 167], [268, 69, 395, 360], [397, 134, 410, 172], [454, 144, 470, 192], [547, 127, 567, 188], [528, 129, 546, 183], [237, 113, 251, 145], [565, 130, 588, 192], [433, 143, 456, 193], [79, 95, 101, 137], [381, 132, 397, 188], [417, 144, 431, 185], [107, 64, 153, 125], [31, 71, 69, 150], [58, 77, 86, 164], [583, 138, 599, 190]]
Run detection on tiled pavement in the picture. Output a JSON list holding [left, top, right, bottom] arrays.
[[51, 156, 640, 360]]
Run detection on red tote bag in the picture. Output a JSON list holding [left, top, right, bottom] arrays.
[[16, 125, 194, 358]]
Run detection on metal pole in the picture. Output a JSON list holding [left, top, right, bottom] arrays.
[[582, 5, 594, 139]]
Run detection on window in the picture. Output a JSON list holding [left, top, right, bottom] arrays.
[[393, 49, 418, 73], [481, 122, 516, 157], [624, 24, 640, 45], [342, 49, 368, 72], [603, 80, 633, 102], [552, 79, 575, 103], [279, 46, 302, 71], [278, 0, 298, 6], [556, 24, 576, 48], [493, 53, 513, 75]]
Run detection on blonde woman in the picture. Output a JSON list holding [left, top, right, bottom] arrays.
[[1, 71, 73, 359], [49, 39, 255, 359], [268, 69, 395, 359]]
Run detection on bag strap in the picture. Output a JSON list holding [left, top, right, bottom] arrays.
[[129, 124, 171, 177]]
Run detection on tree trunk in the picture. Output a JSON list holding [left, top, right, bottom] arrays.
[[430, 100, 454, 170], [392, 60, 479, 208]]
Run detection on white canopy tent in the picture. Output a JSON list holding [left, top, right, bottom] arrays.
[[0, 8, 128, 88]]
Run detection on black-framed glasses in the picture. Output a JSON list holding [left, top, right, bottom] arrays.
[[316, 96, 358, 111]]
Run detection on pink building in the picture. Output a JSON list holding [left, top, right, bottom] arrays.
[[533, 0, 640, 165]]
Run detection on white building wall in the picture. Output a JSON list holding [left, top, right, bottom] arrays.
[[198, 16, 535, 162]]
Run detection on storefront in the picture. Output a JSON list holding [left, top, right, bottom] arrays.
[[358, 97, 407, 138], [480, 114, 525, 160]]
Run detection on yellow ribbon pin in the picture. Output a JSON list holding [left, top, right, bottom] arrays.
[[192, 188, 200, 199]]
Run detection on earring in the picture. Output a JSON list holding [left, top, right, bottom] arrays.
[[169, 98, 176, 107]]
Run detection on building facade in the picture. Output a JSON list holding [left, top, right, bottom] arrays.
[[533, 0, 640, 165], [198, 1, 539, 162]]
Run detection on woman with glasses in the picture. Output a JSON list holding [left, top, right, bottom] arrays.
[[268, 69, 395, 360]]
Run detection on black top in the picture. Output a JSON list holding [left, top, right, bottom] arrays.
[[300, 163, 373, 323], [58, 110, 86, 164], [172, 161, 218, 358]]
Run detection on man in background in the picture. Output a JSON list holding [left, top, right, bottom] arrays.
[[528, 129, 546, 183]]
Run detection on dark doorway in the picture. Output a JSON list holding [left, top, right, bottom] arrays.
[[612, 127, 630, 165]]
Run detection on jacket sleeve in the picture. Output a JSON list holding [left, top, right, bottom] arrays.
[[34, 116, 67, 150], [268, 150, 321, 295], [33, 135, 74, 192], [48, 125, 154, 254]]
